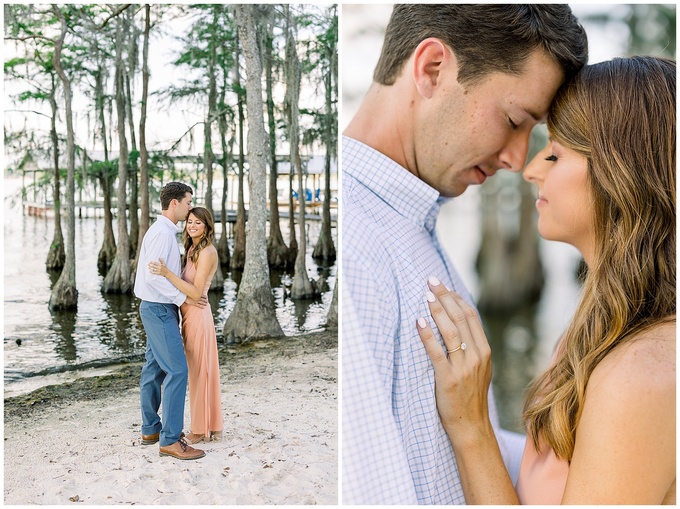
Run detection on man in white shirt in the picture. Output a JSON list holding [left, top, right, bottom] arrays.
[[342, 5, 588, 504], [134, 182, 207, 460]]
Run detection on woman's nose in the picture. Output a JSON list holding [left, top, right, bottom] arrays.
[[523, 145, 550, 184]]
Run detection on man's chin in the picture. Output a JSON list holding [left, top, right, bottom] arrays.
[[438, 184, 468, 199]]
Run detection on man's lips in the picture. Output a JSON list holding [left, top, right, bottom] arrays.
[[473, 165, 495, 184]]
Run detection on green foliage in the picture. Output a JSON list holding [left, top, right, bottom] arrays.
[[18, 90, 50, 102], [4, 57, 28, 71], [128, 149, 140, 167]]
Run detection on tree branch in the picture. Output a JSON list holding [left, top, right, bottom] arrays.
[[5, 109, 53, 119], [4, 34, 53, 43], [94, 4, 133, 30]]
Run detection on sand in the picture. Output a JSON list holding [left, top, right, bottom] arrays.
[[4, 331, 338, 505]]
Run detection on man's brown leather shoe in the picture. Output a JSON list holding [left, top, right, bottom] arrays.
[[159, 438, 205, 460], [141, 432, 159, 445], [142, 431, 184, 445]]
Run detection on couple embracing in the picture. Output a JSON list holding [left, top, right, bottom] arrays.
[[133, 182, 224, 460], [343, 4, 675, 505]]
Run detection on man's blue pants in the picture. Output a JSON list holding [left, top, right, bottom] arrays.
[[139, 301, 188, 447]]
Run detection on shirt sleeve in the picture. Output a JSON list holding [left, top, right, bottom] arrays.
[[143, 230, 187, 307], [342, 247, 417, 504]]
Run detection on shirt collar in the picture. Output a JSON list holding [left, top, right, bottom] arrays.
[[156, 214, 181, 232], [343, 136, 449, 232]]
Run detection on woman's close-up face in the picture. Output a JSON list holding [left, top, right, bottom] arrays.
[[185, 213, 206, 241], [523, 139, 596, 261]]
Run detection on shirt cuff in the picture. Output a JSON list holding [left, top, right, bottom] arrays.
[[172, 292, 187, 307]]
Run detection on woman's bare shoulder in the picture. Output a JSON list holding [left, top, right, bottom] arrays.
[[566, 318, 676, 503], [197, 244, 218, 260], [590, 318, 675, 397]]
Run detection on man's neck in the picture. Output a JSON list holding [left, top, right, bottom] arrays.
[[161, 210, 177, 224], [343, 82, 415, 175]]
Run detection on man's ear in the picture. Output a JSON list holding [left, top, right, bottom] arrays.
[[412, 38, 454, 99]]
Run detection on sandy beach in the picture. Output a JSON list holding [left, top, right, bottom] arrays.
[[4, 330, 337, 505]]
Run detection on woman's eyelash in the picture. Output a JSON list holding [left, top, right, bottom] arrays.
[[545, 155, 557, 162]]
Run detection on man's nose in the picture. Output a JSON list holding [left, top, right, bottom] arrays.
[[498, 131, 531, 173]]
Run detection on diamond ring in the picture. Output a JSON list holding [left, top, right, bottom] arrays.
[[446, 342, 467, 354]]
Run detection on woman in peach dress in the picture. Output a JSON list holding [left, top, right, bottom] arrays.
[[418, 57, 675, 503], [149, 206, 224, 444]]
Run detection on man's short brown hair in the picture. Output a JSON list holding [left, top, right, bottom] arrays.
[[374, 5, 588, 87], [160, 182, 193, 210]]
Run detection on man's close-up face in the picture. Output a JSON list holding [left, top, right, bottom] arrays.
[[413, 49, 564, 198]]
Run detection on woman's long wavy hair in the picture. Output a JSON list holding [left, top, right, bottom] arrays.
[[182, 207, 215, 267], [523, 56, 676, 461]]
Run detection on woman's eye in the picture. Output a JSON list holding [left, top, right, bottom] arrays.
[[508, 117, 518, 129], [544, 155, 557, 162]]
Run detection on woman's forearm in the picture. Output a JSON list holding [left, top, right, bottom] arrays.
[[447, 423, 520, 505], [163, 269, 201, 300]]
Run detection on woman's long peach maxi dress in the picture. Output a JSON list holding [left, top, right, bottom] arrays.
[[179, 255, 224, 436]]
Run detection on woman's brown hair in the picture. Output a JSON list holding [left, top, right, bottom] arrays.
[[523, 56, 676, 461]]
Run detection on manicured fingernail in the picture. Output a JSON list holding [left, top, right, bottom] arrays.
[[426, 291, 436, 303], [417, 317, 428, 329], [428, 276, 441, 286]]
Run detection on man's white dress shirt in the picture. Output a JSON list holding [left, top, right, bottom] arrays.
[[134, 215, 186, 306], [342, 136, 516, 504]]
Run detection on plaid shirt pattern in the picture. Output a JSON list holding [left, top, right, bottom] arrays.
[[341, 136, 512, 504]]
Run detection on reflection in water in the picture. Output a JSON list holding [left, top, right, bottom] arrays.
[[51, 309, 78, 362], [4, 187, 336, 393], [99, 293, 147, 352]]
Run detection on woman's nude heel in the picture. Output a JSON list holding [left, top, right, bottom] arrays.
[[184, 432, 207, 444]]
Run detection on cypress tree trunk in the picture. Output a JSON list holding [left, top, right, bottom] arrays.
[[49, 6, 78, 311], [97, 169, 117, 271], [264, 20, 289, 269], [312, 40, 336, 262], [102, 19, 132, 294], [217, 103, 232, 268], [135, 4, 151, 263], [94, 64, 116, 272], [286, 6, 318, 300], [326, 279, 338, 329], [223, 4, 283, 343], [46, 77, 65, 271], [125, 68, 138, 257], [230, 32, 246, 271], [287, 158, 298, 266]]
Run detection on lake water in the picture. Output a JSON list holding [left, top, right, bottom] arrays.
[[3, 178, 336, 398]]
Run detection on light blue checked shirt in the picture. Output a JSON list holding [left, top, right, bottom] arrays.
[[342, 136, 514, 504]]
